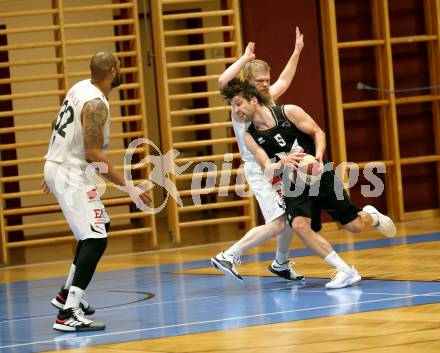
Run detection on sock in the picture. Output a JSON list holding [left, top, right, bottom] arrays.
[[64, 285, 84, 310], [324, 251, 351, 271], [369, 213, 379, 226], [275, 251, 289, 264], [64, 264, 76, 290], [275, 227, 293, 263], [224, 244, 242, 258], [364, 209, 379, 226]]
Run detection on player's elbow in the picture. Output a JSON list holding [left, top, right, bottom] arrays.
[[85, 148, 103, 163], [316, 129, 325, 140], [218, 77, 228, 90]]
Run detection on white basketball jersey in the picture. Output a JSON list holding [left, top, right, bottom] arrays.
[[45, 79, 110, 167], [232, 119, 254, 162]]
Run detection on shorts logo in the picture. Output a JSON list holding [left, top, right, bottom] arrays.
[[93, 209, 104, 225], [87, 189, 97, 200], [94, 209, 103, 219]]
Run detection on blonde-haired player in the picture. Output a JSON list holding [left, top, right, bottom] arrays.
[[212, 28, 306, 280]]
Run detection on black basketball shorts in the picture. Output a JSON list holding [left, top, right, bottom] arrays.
[[284, 169, 362, 228]]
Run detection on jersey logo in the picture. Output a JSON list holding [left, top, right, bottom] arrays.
[[281, 121, 291, 128], [257, 137, 265, 144], [90, 224, 104, 234]]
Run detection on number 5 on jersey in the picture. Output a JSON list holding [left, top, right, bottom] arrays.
[[274, 133, 287, 147]]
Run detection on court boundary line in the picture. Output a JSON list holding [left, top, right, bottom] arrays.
[[1, 291, 440, 350], [4, 278, 440, 325]]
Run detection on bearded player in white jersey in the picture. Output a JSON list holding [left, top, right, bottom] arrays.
[[43, 52, 151, 332]]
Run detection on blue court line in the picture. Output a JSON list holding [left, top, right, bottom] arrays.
[[2, 278, 440, 353], [2, 291, 440, 351], [1, 231, 440, 353], [1, 231, 439, 293]]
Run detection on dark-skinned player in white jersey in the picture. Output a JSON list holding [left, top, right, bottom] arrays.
[[43, 52, 151, 331]]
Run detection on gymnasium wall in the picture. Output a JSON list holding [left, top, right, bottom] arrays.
[[241, 0, 440, 216], [0, 0, 129, 238]]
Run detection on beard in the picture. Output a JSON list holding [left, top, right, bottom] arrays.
[[111, 74, 122, 88], [260, 90, 271, 104]]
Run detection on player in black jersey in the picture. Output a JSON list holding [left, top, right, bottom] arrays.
[[212, 29, 306, 282], [220, 79, 396, 289]]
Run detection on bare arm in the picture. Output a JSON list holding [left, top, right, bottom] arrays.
[[244, 132, 305, 177], [218, 42, 255, 90], [283, 104, 326, 163], [270, 27, 304, 101], [82, 99, 151, 206]]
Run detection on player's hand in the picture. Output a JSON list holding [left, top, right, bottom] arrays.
[[41, 179, 51, 194], [139, 190, 152, 207], [281, 151, 305, 169], [315, 154, 324, 174], [244, 42, 256, 61], [122, 184, 152, 211], [294, 26, 304, 54]]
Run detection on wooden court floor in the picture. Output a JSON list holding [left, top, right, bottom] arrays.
[[1, 217, 440, 353]]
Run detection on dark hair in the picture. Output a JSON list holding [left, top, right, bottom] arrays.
[[90, 52, 119, 80], [220, 79, 263, 104]]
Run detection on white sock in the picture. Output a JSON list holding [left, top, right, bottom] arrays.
[[224, 244, 242, 258], [324, 251, 351, 271], [364, 208, 379, 226], [275, 251, 289, 264], [64, 264, 76, 289], [370, 213, 379, 226], [64, 286, 84, 310], [275, 227, 292, 263]]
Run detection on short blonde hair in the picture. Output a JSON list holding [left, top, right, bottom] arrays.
[[242, 59, 270, 81]]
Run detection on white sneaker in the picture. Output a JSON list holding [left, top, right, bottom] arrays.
[[210, 252, 243, 281], [53, 308, 105, 332], [363, 205, 396, 237], [325, 266, 361, 289], [268, 260, 305, 281]]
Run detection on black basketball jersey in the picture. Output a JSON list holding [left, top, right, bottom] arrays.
[[247, 105, 316, 161]]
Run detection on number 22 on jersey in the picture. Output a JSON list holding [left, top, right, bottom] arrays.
[[52, 100, 74, 144]]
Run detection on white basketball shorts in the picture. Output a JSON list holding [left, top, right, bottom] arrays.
[[44, 161, 109, 241], [244, 161, 285, 224]]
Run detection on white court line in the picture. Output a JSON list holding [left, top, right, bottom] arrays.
[[3, 285, 440, 325], [1, 291, 440, 350]]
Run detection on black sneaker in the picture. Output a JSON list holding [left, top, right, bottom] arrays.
[[210, 252, 243, 281], [53, 308, 105, 332], [51, 287, 95, 315], [268, 260, 305, 281]]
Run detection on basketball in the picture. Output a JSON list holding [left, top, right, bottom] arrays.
[[296, 154, 322, 185]]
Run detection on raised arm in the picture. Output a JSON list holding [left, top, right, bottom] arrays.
[[82, 98, 151, 206], [283, 104, 326, 163], [218, 42, 255, 90], [269, 27, 304, 101]]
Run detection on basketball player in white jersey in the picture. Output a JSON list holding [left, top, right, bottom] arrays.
[[212, 28, 306, 280], [211, 29, 395, 288], [219, 79, 396, 289], [43, 52, 151, 332]]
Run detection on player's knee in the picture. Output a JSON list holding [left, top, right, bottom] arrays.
[[270, 216, 286, 234], [291, 218, 312, 237], [77, 237, 108, 267]]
